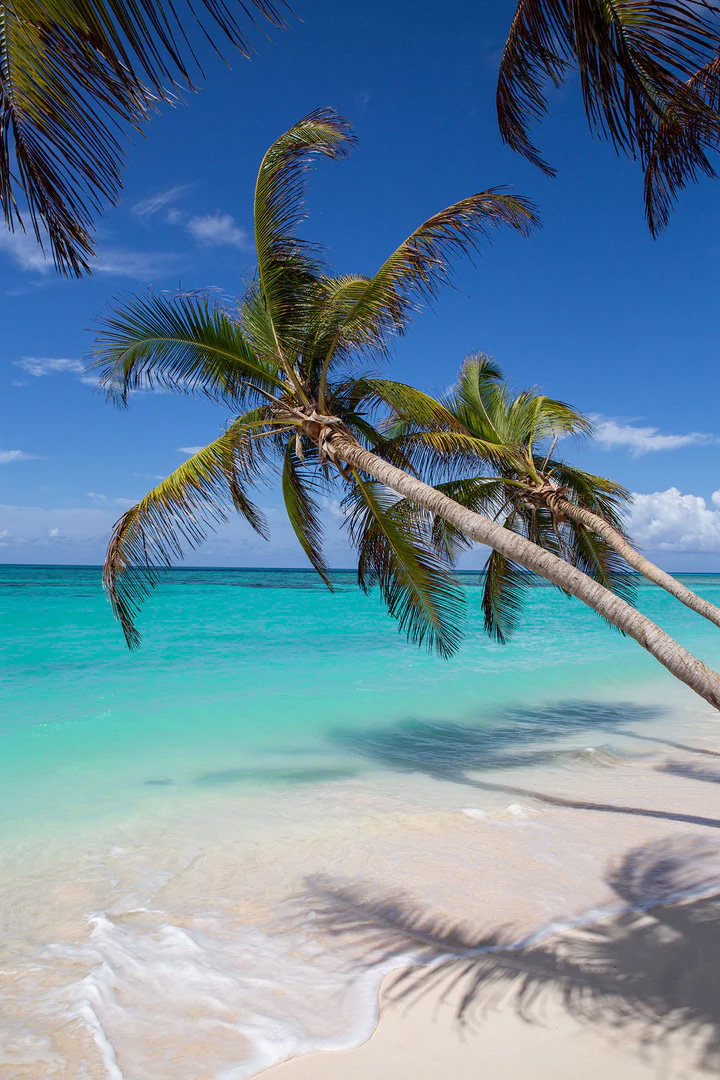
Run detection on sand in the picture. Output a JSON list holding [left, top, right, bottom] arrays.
[[265, 894, 720, 1080]]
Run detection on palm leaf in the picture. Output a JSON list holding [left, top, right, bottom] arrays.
[[104, 414, 271, 647], [328, 191, 539, 352], [281, 440, 332, 587], [253, 109, 356, 343], [0, 0, 288, 276], [344, 475, 465, 658], [481, 543, 534, 644], [90, 290, 285, 406], [497, 0, 720, 226]]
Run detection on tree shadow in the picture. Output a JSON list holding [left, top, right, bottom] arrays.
[[304, 836, 720, 1072], [331, 702, 720, 829], [657, 761, 720, 786]]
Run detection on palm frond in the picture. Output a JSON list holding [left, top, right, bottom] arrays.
[[344, 475, 465, 658], [253, 109, 357, 341], [644, 54, 720, 235], [90, 290, 284, 406], [0, 0, 288, 276], [497, 0, 720, 226], [281, 441, 332, 587], [104, 414, 271, 647], [430, 477, 513, 562], [335, 191, 539, 348], [481, 544, 534, 644]]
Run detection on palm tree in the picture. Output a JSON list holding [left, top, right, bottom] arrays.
[[497, 1, 720, 234], [93, 110, 720, 711], [0, 0, 288, 277], [392, 354, 720, 641]]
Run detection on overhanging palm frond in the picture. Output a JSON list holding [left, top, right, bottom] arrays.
[[481, 544, 534, 644], [281, 441, 332, 587], [104, 415, 271, 647], [0, 0, 289, 277], [91, 290, 284, 406], [253, 109, 357, 341], [497, 0, 720, 229], [644, 54, 720, 235], [345, 475, 465, 658]]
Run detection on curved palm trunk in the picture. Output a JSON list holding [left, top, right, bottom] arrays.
[[552, 497, 720, 631], [330, 435, 720, 713]]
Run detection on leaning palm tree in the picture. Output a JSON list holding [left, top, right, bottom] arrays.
[[497, 0, 720, 234], [392, 355, 720, 641], [0, 0, 288, 276], [93, 110, 720, 710]]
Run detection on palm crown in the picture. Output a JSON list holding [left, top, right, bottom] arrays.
[[93, 109, 537, 655], [391, 355, 636, 642]]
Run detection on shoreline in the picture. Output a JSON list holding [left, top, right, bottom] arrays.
[[263, 888, 720, 1079]]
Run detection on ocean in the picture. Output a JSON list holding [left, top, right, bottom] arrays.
[[3, 565, 720, 1078]]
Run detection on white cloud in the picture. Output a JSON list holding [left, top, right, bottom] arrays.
[[93, 248, 181, 278], [133, 185, 190, 219], [178, 445, 204, 455], [629, 487, 720, 553], [0, 230, 52, 273], [15, 356, 85, 377], [185, 213, 251, 249], [593, 417, 715, 456], [0, 227, 180, 279], [0, 449, 34, 465], [87, 492, 137, 507], [48, 528, 59, 538]]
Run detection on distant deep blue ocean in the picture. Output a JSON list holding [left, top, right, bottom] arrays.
[[3, 565, 720, 1078]]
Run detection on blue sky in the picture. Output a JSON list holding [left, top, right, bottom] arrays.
[[1, 0, 719, 570]]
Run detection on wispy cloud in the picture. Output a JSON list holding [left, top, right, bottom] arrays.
[[592, 417, 716, 456], [133, 185, 191, 219], [0, 230, 52, 273], [0, 449, 34, 465], [13, 356, 101, 388], [15, 356, 84, 377], [87, 492, 137, 507], [185, 213, 251, 249], [93, 248, 182, 278], [630, 488, 720, 552], [178, 446, 204, 455], [0, 225, 181, 279]]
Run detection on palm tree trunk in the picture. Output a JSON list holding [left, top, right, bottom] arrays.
[[553, 496, 720, 631], [330, 435, 720, 713]]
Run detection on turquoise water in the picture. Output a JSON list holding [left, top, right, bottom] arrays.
[[3, 565, 720, 1078], [4, 565, 720, 828]]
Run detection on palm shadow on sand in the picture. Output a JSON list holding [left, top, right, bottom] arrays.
[[304, 836, 720, 1073], [331, 700, 720, 829]]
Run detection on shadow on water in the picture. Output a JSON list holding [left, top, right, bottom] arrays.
[[657, 761, 720, 786], [331, 700, 720, 829], [194, 767, 357, 786], [304, 836, 720, 1071]]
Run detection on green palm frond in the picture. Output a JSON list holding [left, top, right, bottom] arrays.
[[546, 460, 632, 532], [253, 109, 357, 342], [281, 441, 332, 587], [335, 192, 539, 348], [429, 477, 512, 562], [497, 0, 720, 230], [104, 414, 271, 647], [0, 0, 288, 277], [91, 290, 285, 406], [345, 475, 465, 658], [481, 545, 534, 644], [564, 518, 637, 616]]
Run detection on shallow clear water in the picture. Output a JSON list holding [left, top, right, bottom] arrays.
[[3, 566, 720, 1078]]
